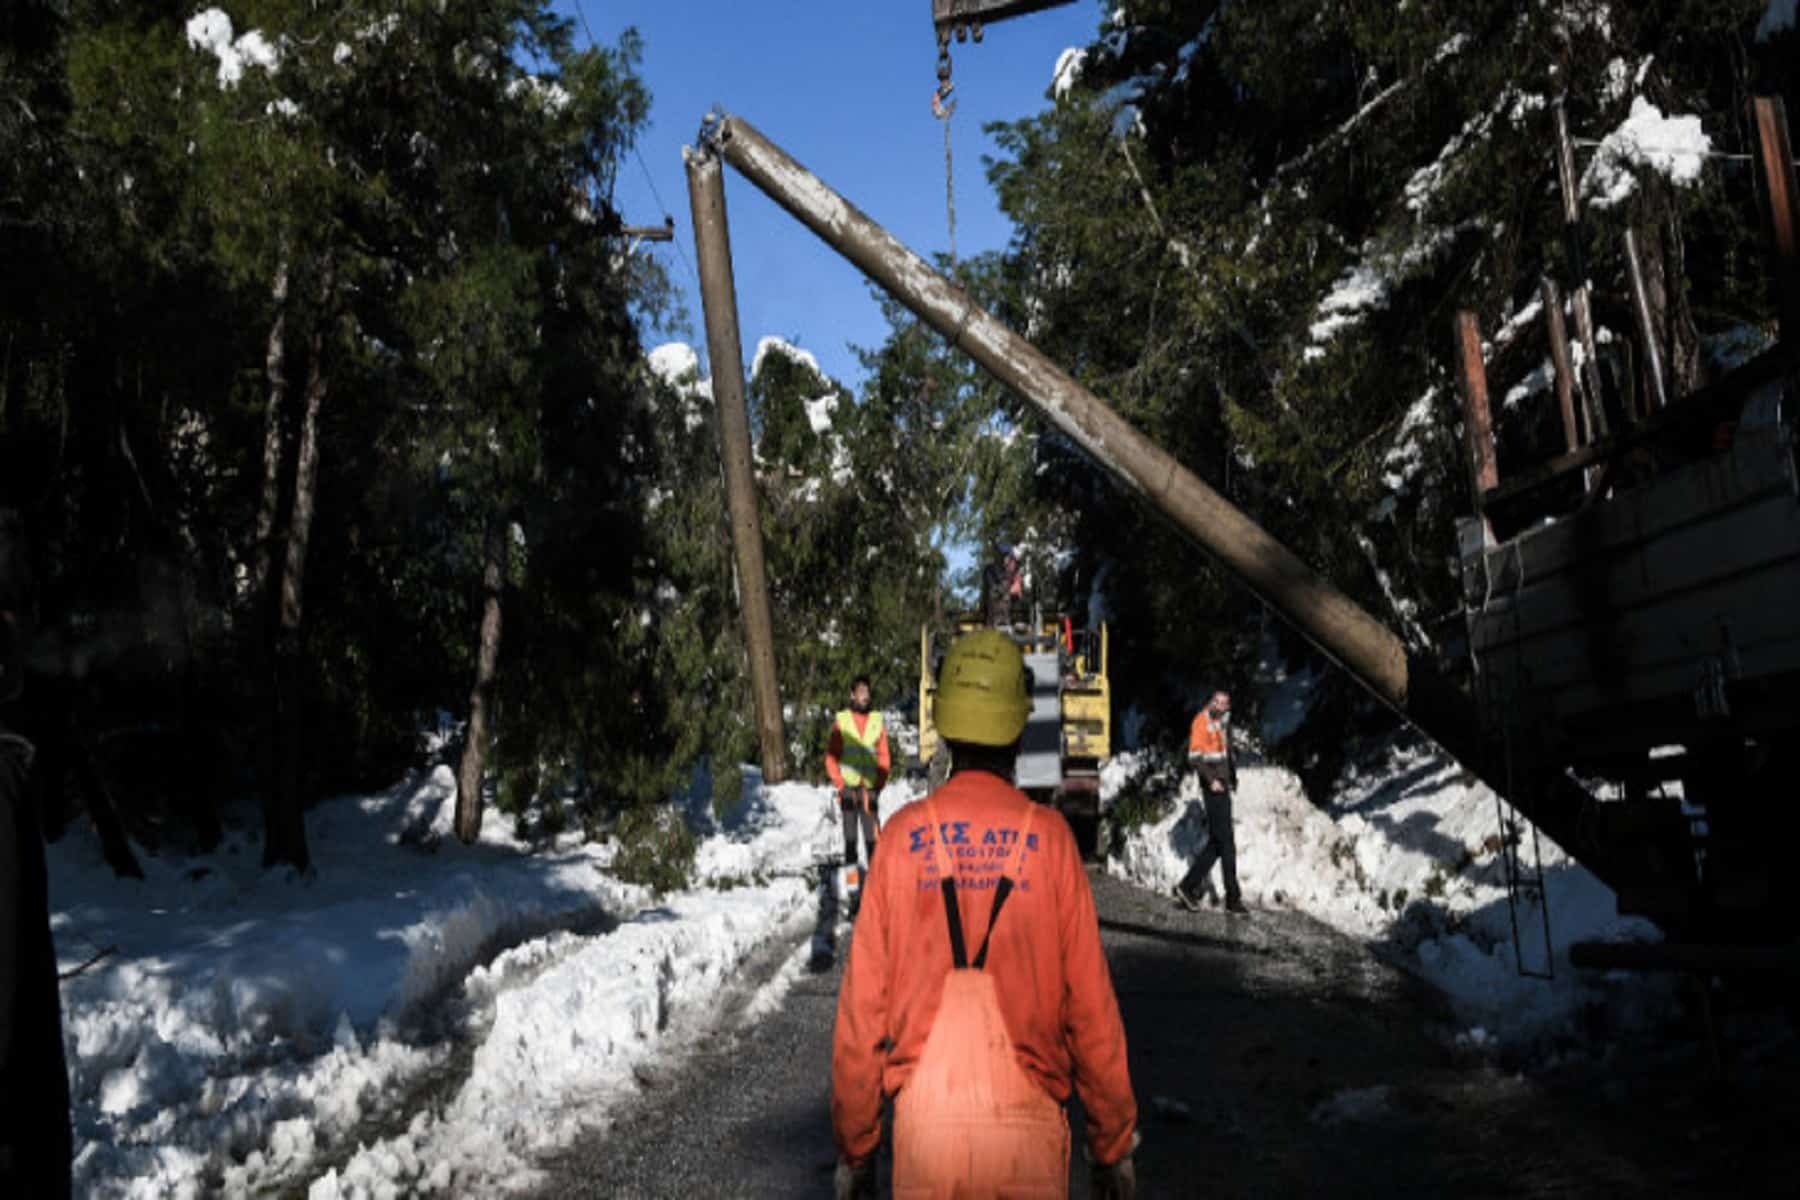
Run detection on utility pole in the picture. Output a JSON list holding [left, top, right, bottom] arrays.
[[689, 109, 1624, 891], [683, 144, 788, 784]]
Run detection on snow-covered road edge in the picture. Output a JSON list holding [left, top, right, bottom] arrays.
[[1103, 743, 1678, 1050], [51, 764, 879, 1199]]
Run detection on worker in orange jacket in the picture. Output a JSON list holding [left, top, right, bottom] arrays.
[[825, 674, 889, 874], [1175, 689, 1245, 914], [831, 630, 1138, 1199]]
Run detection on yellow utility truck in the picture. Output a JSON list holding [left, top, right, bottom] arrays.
[[916, 611, 1111, 854]]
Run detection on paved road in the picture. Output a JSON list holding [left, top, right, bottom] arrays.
[[533, 869, 1799, 1198]]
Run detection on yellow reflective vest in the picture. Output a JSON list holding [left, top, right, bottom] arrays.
[[835, 709, 886, 788]]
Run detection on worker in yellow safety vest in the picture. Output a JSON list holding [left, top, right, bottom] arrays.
[[1175, 690, 1245, 914], [826, 674, 890, 876]]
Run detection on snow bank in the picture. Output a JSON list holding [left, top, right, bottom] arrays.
[[1106, 742, 1671, 1049], [52, 767, 863, 1197], [320, 778, 908, 1196]]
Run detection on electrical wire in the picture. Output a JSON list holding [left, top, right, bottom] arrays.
[[569, 0, 701, 291]]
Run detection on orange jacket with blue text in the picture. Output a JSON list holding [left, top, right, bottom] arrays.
[[829, 768, 1138, 1168]]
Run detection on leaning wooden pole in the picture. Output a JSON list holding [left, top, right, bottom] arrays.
[[698, 114, 1426, 727], [696, 110, 1628, 884], [684, 146, 787, 783]]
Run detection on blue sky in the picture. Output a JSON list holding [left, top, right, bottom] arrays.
[[559, 0, 1105, 392]]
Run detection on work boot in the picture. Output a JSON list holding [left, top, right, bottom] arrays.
[[1225, 896, 1248, 915]]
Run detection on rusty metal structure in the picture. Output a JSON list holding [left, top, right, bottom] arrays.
[[931, 0, 1077, 44], [1449, 96, 1800, 966]]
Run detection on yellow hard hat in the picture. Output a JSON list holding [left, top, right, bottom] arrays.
[[932, 629, 1031, 747]]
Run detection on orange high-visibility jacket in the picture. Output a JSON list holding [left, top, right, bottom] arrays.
[[831, 770, 1138, 1168], [826, 710, 890, 792], [1189, 709, 1229, 761]]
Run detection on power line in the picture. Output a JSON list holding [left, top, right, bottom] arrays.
[[569, 0, 700, 290]]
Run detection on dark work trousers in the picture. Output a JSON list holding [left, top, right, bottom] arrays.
[[1, 726, 74, 1197], [1180, 785, 1240, 904], [840, 792, 878, 866]]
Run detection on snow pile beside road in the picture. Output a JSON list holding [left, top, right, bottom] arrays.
[[50, 769, 852, 1198], [317, 778, 878, 1196], [1105, 741, 1669, 1048], [316, 883, 814, 1196]]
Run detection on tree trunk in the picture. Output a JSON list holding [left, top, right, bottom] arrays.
[[455, 516, 506, 845], [73, 737, 146, 879], [1661, 214, 1704, 394], [264, 265, 329, 873], [249, 261, 290, 615]]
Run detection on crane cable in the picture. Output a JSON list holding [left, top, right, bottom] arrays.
[[933, 39, 958, 266]]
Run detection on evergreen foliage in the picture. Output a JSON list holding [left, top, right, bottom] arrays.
[[950, 0, 1794, 776]]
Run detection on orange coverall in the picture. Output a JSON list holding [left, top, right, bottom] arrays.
[[830, 769, 1138, 1177]]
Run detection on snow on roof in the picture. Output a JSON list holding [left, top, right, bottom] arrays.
[[750, 335, 824, 383], [1581, 96, 1711, 211], [1052, 47, 1087, 98], [185, 9, 282, 89], [1759, 0, 1797, 40]]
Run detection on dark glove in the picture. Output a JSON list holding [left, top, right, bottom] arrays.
[[1091, 1154, 1136, 1199], [834, 1156, 876, 1200]]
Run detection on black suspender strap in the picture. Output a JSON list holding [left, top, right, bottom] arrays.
[[970, 876, 1013, 970], [939, 877, 969, 969], [924, 797, 1036, 974]]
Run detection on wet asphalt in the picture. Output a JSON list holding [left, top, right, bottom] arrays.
[[528, 869, 1800, 1199]]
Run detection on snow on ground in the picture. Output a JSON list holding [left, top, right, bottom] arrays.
[[1105, 738, 1674, 1050], [50, 756, 901, 1198]]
